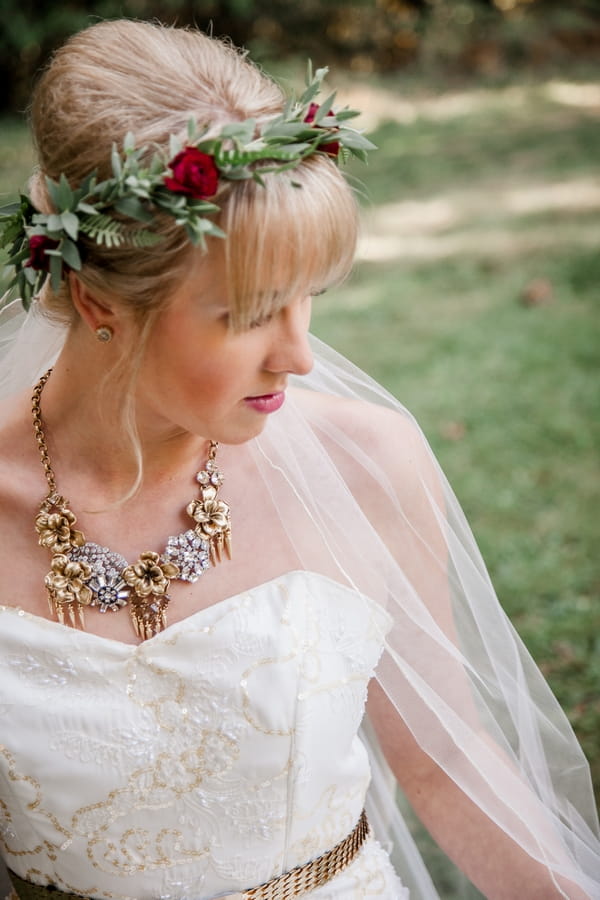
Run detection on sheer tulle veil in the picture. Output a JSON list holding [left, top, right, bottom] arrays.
[[1, 298, 599, 898]]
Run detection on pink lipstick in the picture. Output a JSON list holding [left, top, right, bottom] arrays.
[[244, 392, 285, 413]]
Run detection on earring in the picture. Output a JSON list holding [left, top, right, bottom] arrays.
[[95, 325, 113, 343]]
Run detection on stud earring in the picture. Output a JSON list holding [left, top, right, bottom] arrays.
[[95, 325, 114, 343]]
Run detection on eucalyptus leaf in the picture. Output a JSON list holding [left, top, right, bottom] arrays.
[[123, 131, 136, 153], [114, 197, 153, 223], [111, 145, 122, 179], [46, 179, 63, 212], [337, 130, 378, 151], [49, 254, 63, 292], [46, 215, 64, 235], [57, 174, 74, 211], [332, 109, 359, 122], [61, 211, 79, 241], [348, 148, 368, 163], [77, 202, 100, 215], [0, 61, 376, 313], [60, 237, 82, 270], [221, 120, 256, 142], [169, 134, 182, 158], [314, 92, 336, 122], [262, 122, 312, 140], [305, 59, 314, 86]]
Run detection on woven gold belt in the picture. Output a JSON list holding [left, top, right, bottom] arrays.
[[9, 808, 369, 900]]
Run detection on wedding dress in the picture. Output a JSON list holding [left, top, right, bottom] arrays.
[[0, 301, 599, 898], [0, 571, 407, 898]]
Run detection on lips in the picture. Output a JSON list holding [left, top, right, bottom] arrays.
[[243, 391, 286, 414]]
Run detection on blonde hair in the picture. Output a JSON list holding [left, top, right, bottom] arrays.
[[29, 19, 358, 494], [30, 19, 357, 327]]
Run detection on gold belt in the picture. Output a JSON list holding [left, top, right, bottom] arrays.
[[9, 808, 369, 900]]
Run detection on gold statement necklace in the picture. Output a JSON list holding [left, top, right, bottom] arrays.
[[32, 369, 232, 640]]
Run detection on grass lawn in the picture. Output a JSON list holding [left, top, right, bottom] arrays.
[[312, 71, 600, 801], [1, 65, 598, 894]]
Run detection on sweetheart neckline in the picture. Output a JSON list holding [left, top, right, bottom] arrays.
[[0, 569, 361, 652]]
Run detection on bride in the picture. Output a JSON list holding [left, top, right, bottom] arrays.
[[0, 18, 598, 900]]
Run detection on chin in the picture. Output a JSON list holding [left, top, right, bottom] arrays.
[[211, 419, 269, 446]]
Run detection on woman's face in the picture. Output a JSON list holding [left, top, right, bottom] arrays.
[[134, 251, 314, 445]]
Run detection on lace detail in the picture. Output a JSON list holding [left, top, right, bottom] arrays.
[[0, 573, 399, 899]]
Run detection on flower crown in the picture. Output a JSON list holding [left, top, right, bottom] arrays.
[[0, 65, 375, 309]]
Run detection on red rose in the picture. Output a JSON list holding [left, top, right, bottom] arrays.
[[304, 103, 321, 125], [164, 147, 219, 199], [304, 103, 340, 158], [25, 235, 60, 271]]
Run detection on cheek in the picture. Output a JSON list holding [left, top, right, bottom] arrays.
[[162, 328, 254, 407]]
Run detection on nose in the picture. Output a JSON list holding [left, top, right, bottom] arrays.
[[264, 300, 314, 377]]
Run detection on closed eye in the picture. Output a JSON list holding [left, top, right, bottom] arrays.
[[248, 312, 275, 329]]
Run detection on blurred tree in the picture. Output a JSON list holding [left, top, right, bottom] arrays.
[[0, 0, 598, 113]]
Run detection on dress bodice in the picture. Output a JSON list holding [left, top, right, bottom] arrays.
[[0, 571, 398, 899]]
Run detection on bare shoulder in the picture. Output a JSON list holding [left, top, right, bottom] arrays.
[[289, 386, 434, 491]]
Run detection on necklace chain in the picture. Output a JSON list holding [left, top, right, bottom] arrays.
[[32, 368, 57, 495], [31, 368, 232, 640]]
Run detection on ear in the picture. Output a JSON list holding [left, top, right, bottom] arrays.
[[68, 273, 120, 335]]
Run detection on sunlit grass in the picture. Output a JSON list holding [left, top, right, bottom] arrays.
[[313, 73, 600, 808]]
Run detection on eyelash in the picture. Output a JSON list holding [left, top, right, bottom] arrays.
[[233, 290, 324, 331], [247, 312, 274, 330]]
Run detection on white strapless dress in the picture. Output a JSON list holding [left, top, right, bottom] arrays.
[[0, 571, 408, 899]]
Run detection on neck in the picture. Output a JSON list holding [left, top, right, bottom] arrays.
[[31, 345, 209, 500]]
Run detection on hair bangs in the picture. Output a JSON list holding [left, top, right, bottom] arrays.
[[222, 156, 358, 330]]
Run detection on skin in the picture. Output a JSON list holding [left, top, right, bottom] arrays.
[[57, 252, 314, 479]]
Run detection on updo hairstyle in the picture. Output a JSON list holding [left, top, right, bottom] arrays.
[[29, 19, 358, 331]]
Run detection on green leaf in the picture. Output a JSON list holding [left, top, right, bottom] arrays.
[[77, 201, 99, 215], [111, 144, 122, 179], [46, 214, 63, 234], [169, 133, 182, 159], [23, 266, 37, 286], [45, 178, 62, 211], [336, 130, 378, 151], [57, 173, 74, 210], [262, 122, 311, 140], [299, 81, 321, 107], [123, 131, 136, 153], [49, 253, 63, 292], [60, 237, 81, 270], [314, 92, 336, 122], [305, 59, 313, 86], [114, 197, 153, 223], [221, 120, 256, 142], [348, 147, 368, 164], [60, 211, 79, 241], [149, 154, 166, 176], [332, 109, 360, 122], [204, 222, 226, 239]]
